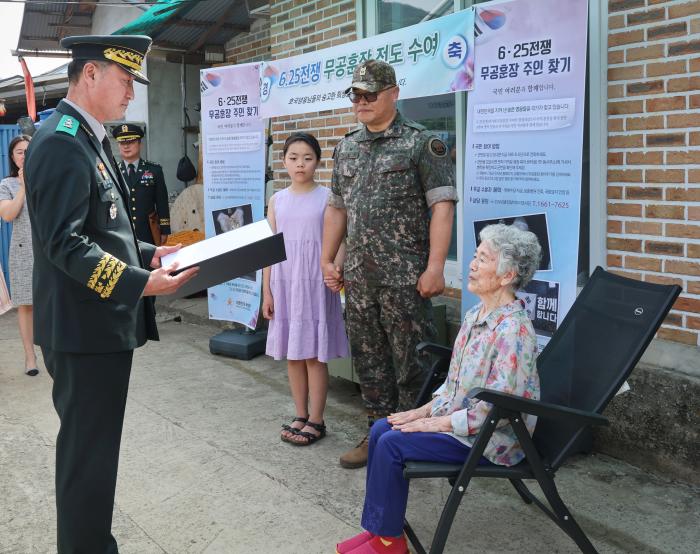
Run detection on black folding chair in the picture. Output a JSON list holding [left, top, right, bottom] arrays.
[[405, 267, 681, 554]]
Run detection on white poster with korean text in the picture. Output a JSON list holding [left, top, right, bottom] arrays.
[[463, 0, 588, 350], [260, 9, 475, 118], [200, 63, 266, 329]]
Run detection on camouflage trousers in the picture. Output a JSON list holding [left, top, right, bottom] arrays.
[[345, 279, 435, 419]]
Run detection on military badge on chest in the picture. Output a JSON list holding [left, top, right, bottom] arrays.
[[142, 170, 154, 186], [97, 161, 120, 225], [97, 162, 109, 181]]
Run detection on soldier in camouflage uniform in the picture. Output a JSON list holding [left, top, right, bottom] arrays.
[[321, 60, 458, 469]]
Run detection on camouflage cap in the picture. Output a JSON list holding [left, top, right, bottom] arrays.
[[344, 60, 397, 94]]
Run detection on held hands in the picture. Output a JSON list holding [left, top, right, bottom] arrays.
[[322, 261, 344, 292], [417, 266, 445, 298], [142, 244, 199, 297], [262, 294, 274, 320]]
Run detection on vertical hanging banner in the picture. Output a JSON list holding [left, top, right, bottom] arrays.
[[200, 63, 266, 329], [260, 9, 475, 118], [463, 0, 588, 350]]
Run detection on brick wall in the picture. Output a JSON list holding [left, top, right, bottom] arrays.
[[607, 0, 700, 346], [268, 0, 357, 189], [224, 1, 357, 190], [225, 18, 271, 64]]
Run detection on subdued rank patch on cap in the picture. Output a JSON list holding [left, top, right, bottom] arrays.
[[429, 137, 447, 157], [55, 115, 79, 137], [344, 59, 397, 94]]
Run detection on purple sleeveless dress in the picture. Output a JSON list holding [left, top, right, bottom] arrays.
[[266, 186, 348, 362]]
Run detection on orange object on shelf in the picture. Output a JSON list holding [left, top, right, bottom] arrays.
[[164, 230, 205, 247]]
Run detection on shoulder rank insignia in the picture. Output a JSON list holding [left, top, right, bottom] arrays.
[[56, 115, 79, 137]]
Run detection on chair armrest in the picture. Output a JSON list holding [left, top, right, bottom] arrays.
[[468, 388, 609, 427], [416, 341, 452, 359]]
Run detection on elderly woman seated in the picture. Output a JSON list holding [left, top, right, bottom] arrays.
[[336, 223, 542, 554]]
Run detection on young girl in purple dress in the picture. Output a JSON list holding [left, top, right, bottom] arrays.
[[263, 132, 348, 446]]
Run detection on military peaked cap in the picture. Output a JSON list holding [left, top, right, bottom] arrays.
[[60, 35, 152, 85], [112, 123, 144, 142]]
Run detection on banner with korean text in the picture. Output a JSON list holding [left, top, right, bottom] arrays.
[[200, 63, 266, 329], [260, 9, 475, 118], [463, 0, 588, 350]]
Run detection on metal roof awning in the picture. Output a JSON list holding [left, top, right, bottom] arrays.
[[114, 0, 269, 57], [16, 1, 269, 62], [114, 0, 190, 38], [0, 64, 69, 122], [0, 64, 69, 100], [16, 0, 97, 56]]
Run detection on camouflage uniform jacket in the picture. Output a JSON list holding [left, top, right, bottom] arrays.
[[329, 112, 458, 285]]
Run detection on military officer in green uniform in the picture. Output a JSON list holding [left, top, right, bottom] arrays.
[[321, 60, 458, 469], [24, 35, 197, 553], [112, 123, 171, 245]]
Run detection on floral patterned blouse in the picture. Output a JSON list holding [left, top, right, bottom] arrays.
[[431, 299, 539, 466]]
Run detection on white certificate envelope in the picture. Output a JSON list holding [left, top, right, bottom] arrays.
[[160, 220, 286, 298]]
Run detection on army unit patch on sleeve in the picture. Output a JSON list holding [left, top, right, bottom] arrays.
[[56, 115, 79, 137], [429, 137, 447, 157]]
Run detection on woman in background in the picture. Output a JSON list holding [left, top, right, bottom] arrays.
[[0, 134, 38, 376]]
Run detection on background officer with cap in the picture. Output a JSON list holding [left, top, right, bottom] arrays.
[[24, 34, 197, 553], [112, 123, 171, 245], [321, 59, 458, 469]]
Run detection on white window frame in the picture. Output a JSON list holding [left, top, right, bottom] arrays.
[[588, 0, 608, 273], [356, 0, 607, 289]]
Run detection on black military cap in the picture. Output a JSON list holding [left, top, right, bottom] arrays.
[[60, 35, 152, 85], [112, 123, 144, 142]]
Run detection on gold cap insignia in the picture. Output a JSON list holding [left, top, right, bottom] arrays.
[[359, 66, 367, 76], [121, 124, 128, 132], [103, 47, 143, 72]]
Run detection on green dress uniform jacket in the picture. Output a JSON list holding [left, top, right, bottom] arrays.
[[118, 158, 171, 244], [24, 99, 158, 353]]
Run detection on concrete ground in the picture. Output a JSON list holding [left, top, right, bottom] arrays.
[[1, 301, 699, 554]]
